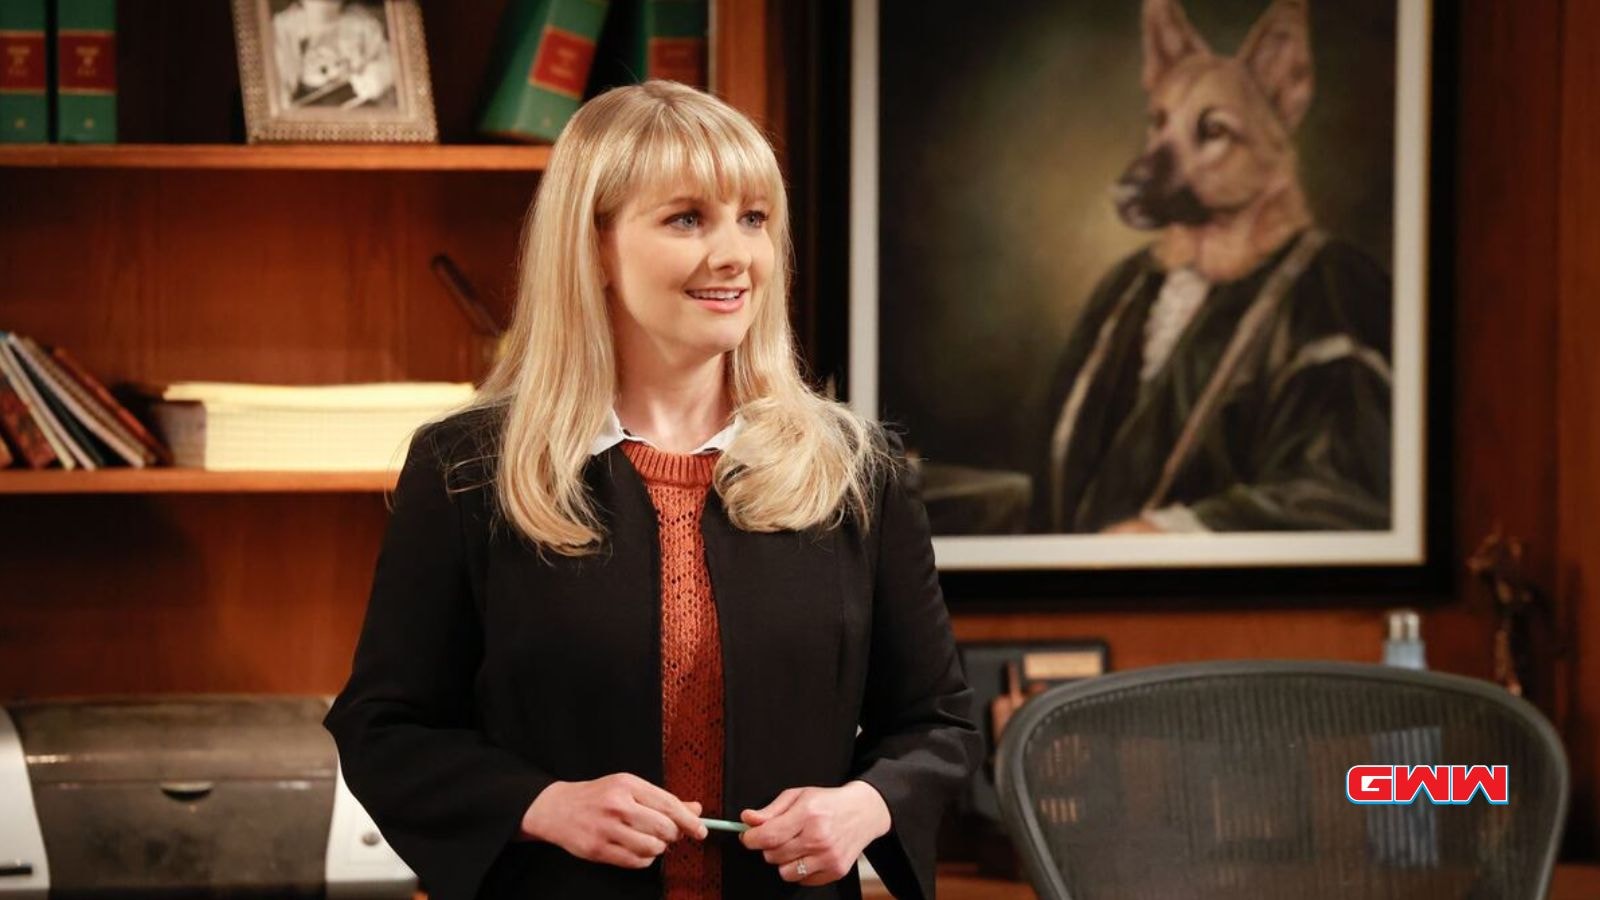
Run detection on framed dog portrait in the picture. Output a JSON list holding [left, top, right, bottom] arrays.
[[851, 0, 1433, 570], [231, 0, 438, 143]]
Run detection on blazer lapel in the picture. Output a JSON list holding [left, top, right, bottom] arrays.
[[699, 492, 847, 802], [584, 448, 665, 783]]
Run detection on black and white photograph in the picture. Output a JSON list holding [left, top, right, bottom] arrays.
[[851, 0, 1433, 569], [270, 0, 399, 111], [232, 0, 438, 142]]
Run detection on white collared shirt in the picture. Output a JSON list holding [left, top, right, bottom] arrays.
[[587, 408, 743, 456]]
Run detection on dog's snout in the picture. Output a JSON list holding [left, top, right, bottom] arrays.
[[1116, 162, 1152, 204], [1118, 144, 1174, 190], [1114, 143, 1209, 230], [1114, 145, 1175, 230]]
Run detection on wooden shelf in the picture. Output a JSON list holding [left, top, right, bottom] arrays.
[[0, 143, 551, 172], [0, 469, 398, 494]]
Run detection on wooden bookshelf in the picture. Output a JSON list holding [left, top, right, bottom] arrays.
[[0, 469, 397, 494], [0, 0, 774, 702], [0, 143, 552, 172]]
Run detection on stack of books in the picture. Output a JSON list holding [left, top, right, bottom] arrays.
[[145, 381, 477, 472], [0, 330, 168, 470]]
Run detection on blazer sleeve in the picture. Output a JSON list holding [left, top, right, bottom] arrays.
[[852, 434, 984, 900], [323, 424, 555, 900]]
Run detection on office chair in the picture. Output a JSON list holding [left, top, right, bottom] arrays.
[[995, 660, 1568, 899]]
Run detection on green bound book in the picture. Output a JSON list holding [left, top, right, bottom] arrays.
[[592, 0, 706, 93], [479, 0, 610, 143], [638, 0, 705, 88], [54, 0, 113, 143], [0, 0, 49, 142]]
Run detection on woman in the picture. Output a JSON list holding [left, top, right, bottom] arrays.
[[324, 81, 980, 900]]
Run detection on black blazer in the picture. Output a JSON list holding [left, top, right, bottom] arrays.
[[323, 409, 981, 900]]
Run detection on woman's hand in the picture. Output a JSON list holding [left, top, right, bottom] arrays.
[[519, 773, 708, 869], [738, 781, 892, 886]]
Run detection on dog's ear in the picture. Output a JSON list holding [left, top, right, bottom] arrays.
[[1141, 0, 1211, 92], [1239, 0, 1315, 130]]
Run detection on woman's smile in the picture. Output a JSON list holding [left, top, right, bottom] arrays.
[[685, 287, 748, 313]]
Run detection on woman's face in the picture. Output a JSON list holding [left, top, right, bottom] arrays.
[[600, 183, 772, 367]]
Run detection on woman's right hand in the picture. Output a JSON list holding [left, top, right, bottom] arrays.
[[519, 773, 709, 868]]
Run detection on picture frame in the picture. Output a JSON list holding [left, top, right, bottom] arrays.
[[851, 0, 1435, 571], [231, 0, 438, 143]]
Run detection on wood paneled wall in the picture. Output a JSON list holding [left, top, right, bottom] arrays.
[[1557, 0, 1600, 856]]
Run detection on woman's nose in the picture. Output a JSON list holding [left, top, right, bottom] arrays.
[[706, 221, 751, 272]]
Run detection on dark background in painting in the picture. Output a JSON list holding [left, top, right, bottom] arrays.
[[877, 0, 1398, 531]]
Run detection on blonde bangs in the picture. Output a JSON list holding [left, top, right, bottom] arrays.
[[596, 96, 785, 226]]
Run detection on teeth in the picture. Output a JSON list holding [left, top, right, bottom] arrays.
[[687, 289, 743, 301]]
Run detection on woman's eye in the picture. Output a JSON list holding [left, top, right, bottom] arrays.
[[667, 211, 701, 229], [740, 210, 769, 228]]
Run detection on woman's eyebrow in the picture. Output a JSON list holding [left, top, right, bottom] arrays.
[[646, 194, 767, 214], [650, 195, 703, 211]]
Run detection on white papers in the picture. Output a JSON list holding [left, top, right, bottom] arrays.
[[150, 382, 476, 471]]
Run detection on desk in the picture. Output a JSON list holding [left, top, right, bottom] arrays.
[[862, 862, 1600, 899]]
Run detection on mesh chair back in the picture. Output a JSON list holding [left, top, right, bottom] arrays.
[[995, 661, 1568, 900]]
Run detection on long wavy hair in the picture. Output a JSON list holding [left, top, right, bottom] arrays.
[[454, 81, 887, 556]]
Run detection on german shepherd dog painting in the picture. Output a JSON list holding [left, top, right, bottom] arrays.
[[1044, 0, 1393, 535]]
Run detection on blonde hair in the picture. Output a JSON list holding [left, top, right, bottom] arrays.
[[455, 81, 888, 556]]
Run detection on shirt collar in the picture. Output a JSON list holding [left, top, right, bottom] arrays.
[[588, 408, 743, 457]]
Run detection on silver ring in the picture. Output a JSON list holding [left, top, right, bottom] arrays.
[[796, 860, 809, 878]]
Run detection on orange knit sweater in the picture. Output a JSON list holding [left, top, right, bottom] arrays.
[[622, 441, 724, 900]]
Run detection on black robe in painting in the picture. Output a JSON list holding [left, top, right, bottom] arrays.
[[1040, 231, 1394, 533]]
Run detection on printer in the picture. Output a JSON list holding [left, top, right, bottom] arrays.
[[0, 695, 414, 899]]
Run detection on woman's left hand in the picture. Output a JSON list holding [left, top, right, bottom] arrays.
[[739, 781, 892, 885]]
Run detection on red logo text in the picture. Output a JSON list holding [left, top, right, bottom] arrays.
[[1346, 765, 1509, 804]]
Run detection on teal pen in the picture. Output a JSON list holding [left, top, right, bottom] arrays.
[[699, 817, 749, 834]]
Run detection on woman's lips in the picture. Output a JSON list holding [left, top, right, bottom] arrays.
[[684, 289, 747, 313]]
